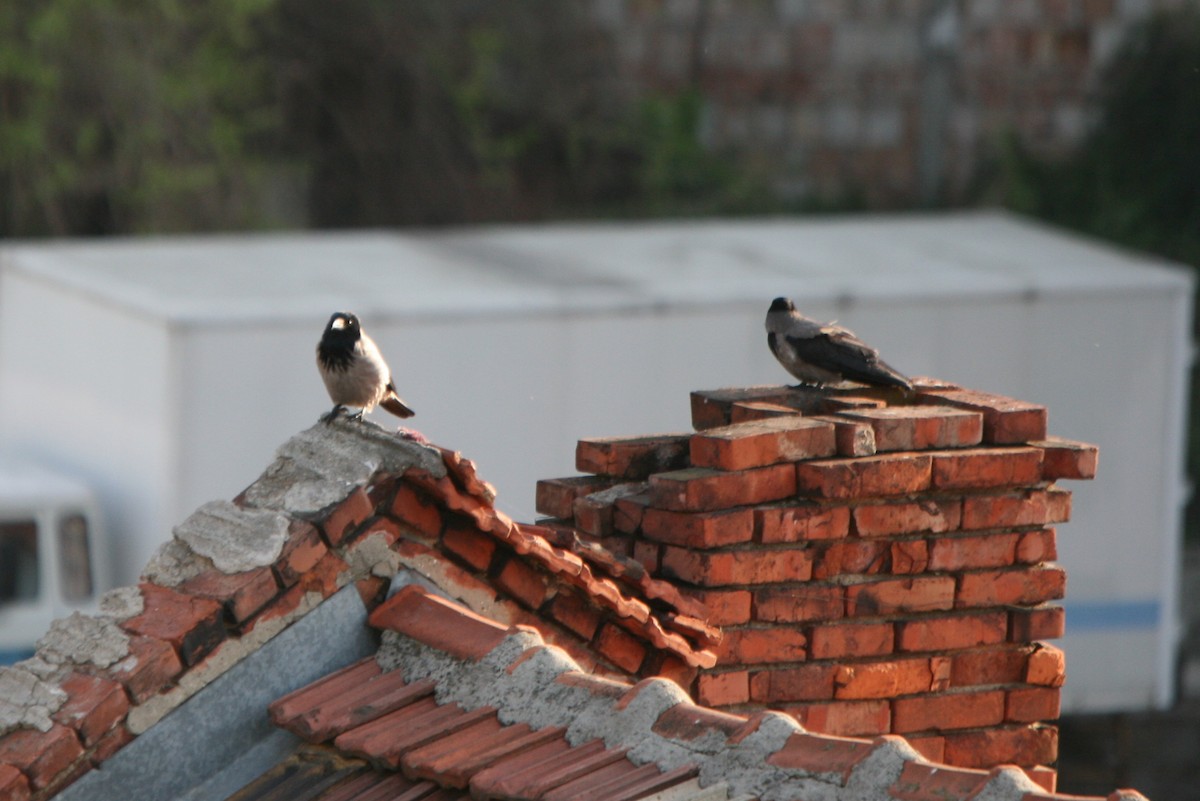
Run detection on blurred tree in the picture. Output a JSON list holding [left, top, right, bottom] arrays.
[[268, 0, 644, 226], [0, 0, 282, 236], [999, 7, 1200, 268]]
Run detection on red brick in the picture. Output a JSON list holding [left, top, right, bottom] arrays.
[[890, 540, 929, 574], [845, 576, 955, 617], [895, 610, 1008, 653], [689, 417, 835, 471], [648, 464, 796, 512], [690, 386, 796, 430], [494, 556, 548, 610], [89, 723, 134, 765], [918, 389, 1047, 444], [273, 520, 329, 586], [613, 493, 650, 534], [811, 415, 877, 456], [838, 406, 982, 452], [928, 533, 1018, 571], [812, 540, 888, 579], [810, 621, 893, 659], [0, 765, 29, 801], [715, 627, 808, 665], [1026, 644, 1066, 687], [441, 522, 497, 572], [951, 647, 1031, 687], [390, 483, 444, 540], [641, 507, 754, 549], [661, 546, 812, 587], [786, 699, 891, 737], [941, 724, 1058, 769], [52, 673, 129, 747], [730, 400, 802, 423], [892, 689, 1005, 733], [576, 433, 690, 479], [548, 590, 603, 640], [1009, 605, 1066, 642], [179, 565, 280, 625], [750, 664, 839, 702], [534, 475, 612, 519], [756, 504, 850, 542], [121, 583, 225, 666], [687, 588, 753, 626], [1032, 437, 1098, 480], [956, 565, 1066, 609], [853, 498, 961, 537], [697, 671, 750, 706], [572, 487, 629, 538], [319, 486, 375, 546], [1016, 528, 1057, 564], [354, 515, 402, 548], [833, 656, 949, 699], [1046, 487, 1072, 523], [105, 634, 183, 702], [960, 490, 1050, 530], [796, 453, 931, 499], [1007, 687, 1061, 722], [595, 623, 647, 673], [0, 724, 82, 791], [930, 447, 1044, 489], [303, 549, 352, 598], [632, 539, 660, 573], [755, 585, 844, 623]]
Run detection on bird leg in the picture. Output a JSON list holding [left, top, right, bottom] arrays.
[[320, 404, 346, 424]]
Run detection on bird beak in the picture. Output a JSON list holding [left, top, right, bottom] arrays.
[[331, 317, 346, 330]]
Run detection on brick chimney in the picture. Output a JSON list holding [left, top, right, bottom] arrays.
[[536, 380, 1097, 788]]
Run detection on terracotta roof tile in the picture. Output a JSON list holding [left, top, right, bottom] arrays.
[[264, 584, 1137, 801]]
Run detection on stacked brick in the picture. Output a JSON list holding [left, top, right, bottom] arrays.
[[536, 380, 1098, 786]]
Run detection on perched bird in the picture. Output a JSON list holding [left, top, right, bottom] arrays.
[[765, 297, 912, 391], [316, 311, 415, 422]]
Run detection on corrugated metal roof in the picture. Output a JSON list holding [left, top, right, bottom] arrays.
[[2, 212, 1189, 325]]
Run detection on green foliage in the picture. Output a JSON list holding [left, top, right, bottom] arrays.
[[999, 7, 1200, 269], [998, 7, 1200, 542], [0, 0, 282, 235]]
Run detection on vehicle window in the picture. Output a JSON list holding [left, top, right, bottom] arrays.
[[0, 520, 39, 603], [58, 513, 93, 603]]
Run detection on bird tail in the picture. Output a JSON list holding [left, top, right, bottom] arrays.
[[380, 390, 415, 419]]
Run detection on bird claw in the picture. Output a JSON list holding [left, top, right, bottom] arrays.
[[320, 405, 346, 424]]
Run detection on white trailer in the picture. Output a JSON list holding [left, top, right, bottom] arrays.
[[0, 211, 1191, 711], [0, 460, 110, 663]]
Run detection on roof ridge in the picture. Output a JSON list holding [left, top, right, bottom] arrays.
[[351, 584, 1147, 801]]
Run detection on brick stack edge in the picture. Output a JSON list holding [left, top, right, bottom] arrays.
[[536, 379, 1099, 784]]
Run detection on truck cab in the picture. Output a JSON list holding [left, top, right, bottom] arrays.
[[0, 462, 109, 664]]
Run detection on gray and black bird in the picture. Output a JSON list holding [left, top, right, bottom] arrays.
[[316, 312, 415, 423], [765, 297, 912, 391]]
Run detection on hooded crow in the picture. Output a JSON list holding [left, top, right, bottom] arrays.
[[765, 297, 912, 391], [316, 311, 415, 422]]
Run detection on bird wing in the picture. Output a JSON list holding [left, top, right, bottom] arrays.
[[784, 326, 910, 388]]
